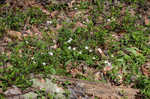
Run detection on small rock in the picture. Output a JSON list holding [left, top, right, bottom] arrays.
[[4, 86, 22, 96], [20, 92, 38, 99], [32, 78, 65, 99], [7, 96, 20, 99]]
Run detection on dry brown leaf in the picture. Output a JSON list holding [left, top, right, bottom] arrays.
[[33, 3, 50, 15], [31, 26, 43, 38], [120, 5, 126, 15], [97, 48, 105, 57], [50, 11, 59, 18], [76, 22, 87, 28], [6, 62, 12, 67], [0, 88, 3, 94], [144, 15, 150, 25], [68, 11, 76, 18], [73, 22, 87, 32], [68, 0, 75, 8], [41, 8, 50, 15], [18, 49, 23, 57], [96, 16, 103, 24], [0, 47, 4, 54], [70, 68, 81, 77], [94, 72, 101, 80], [50, 27, 57, 33], [51, 44, 58, 49], [104, 25, 112, 30], [24, 0, 36, 7], [49, 24, 62, 34], [6, 51, 11, 57], [129, 9, 136, 16], [23, 29, 33, 37], [103, 66, 112, 73], [7, 30, 22, 40], [32, 26, 41, 34], [3, 37, 12, 43], [56, 24, 62, 30], [0, 81, 3, 93], [40, 78, 45, 83], [141, 62, 150, 77], [23, 26, 42, 38]]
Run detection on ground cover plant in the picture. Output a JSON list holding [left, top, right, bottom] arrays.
[[0, 0, 150, 98]]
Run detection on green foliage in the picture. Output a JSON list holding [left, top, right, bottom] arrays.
[[27, 7, 48, 25], [0, 17, 6, 37], [0, 6, 48, 36]]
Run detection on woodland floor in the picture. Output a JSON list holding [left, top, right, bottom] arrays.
[[0, 0, 150, 99]]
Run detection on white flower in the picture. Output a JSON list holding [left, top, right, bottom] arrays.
[[53, 40, 56, 43], [89, 49, 93, 52], [97, 48, 103, 54], [74, 8, 77, 10], [45, 27, 48, 30], [111, 54, 114, 57], [92, 57, 96, 60], [73, 47, 76, 50], [42, 62, 46, 66], [67, 40, 72, 43], [48, 52, 53, 56], [111, 17, 115, 21], [107, 62, 111, 66], [79, 51, 82, 54], [104, 60, 112, 66], [83, 21, 86, 24], [67, 38, 73, 43], [25, 41, 29, 44], [68, 46, 71, 50], [104, 60, 109, 64], [85, 46, 89, 50], [46, 20, 52, 24], [33, 61, 36, 64], [107, 19, 111, 22], [118, 74, 122, 79], [41, 52, 44, 55], [31, 57, 34, 60]]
